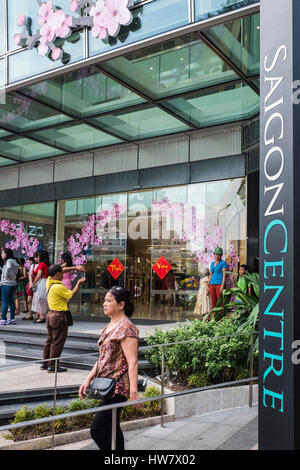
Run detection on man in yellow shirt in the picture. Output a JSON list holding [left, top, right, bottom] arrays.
[[41, 264, 86, 373]]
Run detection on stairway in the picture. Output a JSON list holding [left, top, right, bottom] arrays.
[[0, 325, 155, 373]]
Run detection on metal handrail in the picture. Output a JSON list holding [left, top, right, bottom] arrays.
[[0, 376, 258, 431], [0, 330, 259, 450], [0, 330, 258, 371]]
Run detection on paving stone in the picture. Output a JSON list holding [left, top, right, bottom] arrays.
[[52, 405, 258, 451]]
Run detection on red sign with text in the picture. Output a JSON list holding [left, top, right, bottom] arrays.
[[152, 256, 172, 280], [107, 258, 125, 279]]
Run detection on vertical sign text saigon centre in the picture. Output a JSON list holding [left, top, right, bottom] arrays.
[[259, 0, 300, 449]]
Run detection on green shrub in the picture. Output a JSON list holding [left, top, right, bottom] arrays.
[[33, 404, 52, 419], [145, 318, 255, 386], [66, 397, 98, 428], [120, 386, 161, 420], [187, 373, 208, 388], [11, 406, 35, 424]]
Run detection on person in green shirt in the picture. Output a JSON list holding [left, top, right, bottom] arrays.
[[235, 264, 251, 295]]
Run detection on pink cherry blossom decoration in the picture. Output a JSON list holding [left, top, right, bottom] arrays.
[[70, 0, 79, 12], [52, 47, 62, 60], [17, 14, 27, 26], [15, 0, 136, 65], [40, 23, 55, 42], [14, 34, 22, 46], [101, 0, 132, 37], [38, 1, 54, 26]]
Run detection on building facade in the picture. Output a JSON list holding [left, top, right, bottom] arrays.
[[0, 0, 260, 321]]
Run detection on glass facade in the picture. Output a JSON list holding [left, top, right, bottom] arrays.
[[89, 0, 190, 58], [195, 0, 259, 20], [0, 202, 56, 260], [0, 1, 258, 323], [0, 0, 259, 88], [204, 14, 260, 77], [8, 32, 84, 83], [0, 15, 260, 167], [0, 178, 246, 321], [0, 59, 4, 87], [100, 33, 239, 99], [0, 0, 4, 56]]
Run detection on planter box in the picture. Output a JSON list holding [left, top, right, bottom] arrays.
[[163, 384, 258, 419], [0, 414, 175, 451]]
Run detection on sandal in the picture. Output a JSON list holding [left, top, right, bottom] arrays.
[[22, 315, 33, 320], [35, 319, 46, 323]]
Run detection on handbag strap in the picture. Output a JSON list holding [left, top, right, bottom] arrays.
[[47, 281, 63, 295]]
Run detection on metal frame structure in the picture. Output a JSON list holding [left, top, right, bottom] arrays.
[[0, 2, 260, 167], [0, 2, 260, 92]]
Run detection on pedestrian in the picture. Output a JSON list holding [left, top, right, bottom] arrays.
[[194, 266, 211, 317], [59, 251, 85, 290], [0, 248, 19, 325], [235, 264, 252, 295], [30, 250, 50, 323], [207, 247, 228, 311], [41, 263, 86, 373], [23, 255, 39, 320], [14, 258, 28, 316], [78, 286, 140, 450]]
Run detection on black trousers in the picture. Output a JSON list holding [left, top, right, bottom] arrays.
[[90, 394, 127, 450]]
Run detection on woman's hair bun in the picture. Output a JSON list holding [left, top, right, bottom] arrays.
[[109, 286, 135, 317]]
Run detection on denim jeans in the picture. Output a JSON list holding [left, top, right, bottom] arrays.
[[1, 285, 16, 320]]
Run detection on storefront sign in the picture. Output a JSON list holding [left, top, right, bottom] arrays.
[[107, 257, 125, 279], [259, 0, 300, 449], [152, 256, 172, 280], [15, 0, 135, 61]]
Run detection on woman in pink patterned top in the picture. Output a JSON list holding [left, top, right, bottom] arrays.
[[79, 286, 140, 450], [60, 252, 75, 290]]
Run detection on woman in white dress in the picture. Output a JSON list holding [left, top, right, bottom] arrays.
[[194, 267, 212, 317], [30, 250, 50, 323]]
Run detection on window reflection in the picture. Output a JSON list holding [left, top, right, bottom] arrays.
[[0, 203, 55, 260], [54, 178, 246, 321], [0, 179, 246, 321], [196, 0, 259, 20]]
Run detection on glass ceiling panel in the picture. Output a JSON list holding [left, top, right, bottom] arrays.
[[30, 123, 122, 153], [0, 93, 71, 132], [0, 157, 16, 167], [203, 13, 260, 77], [0, 129, 12, 138], [21, 67, 145, 118], [100, 33, 239, 100], [88, 105, 191, 140], [164, 83, 259, 128], [0, 137, 64, 162]]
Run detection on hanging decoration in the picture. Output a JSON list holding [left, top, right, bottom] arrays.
[[14, 0, 134, 62], [152, 197, 240, 269], [67, 203, 126, 264], [0, 218, 40, 267]]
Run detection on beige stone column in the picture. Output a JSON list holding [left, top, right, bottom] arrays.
[[55, 200, 66, 262]]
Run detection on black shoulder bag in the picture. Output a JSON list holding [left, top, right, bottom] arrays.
[[47, 282, 73, 327], [88, 360, 116, 400]]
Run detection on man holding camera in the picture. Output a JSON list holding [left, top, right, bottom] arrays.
[[41, 264, 86, 373]]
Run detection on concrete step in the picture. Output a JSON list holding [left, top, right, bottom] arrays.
[[2, 347, 154, 373], [0, 325, 147, 344], [2, 334, 98, 353], [0, 379, 148, 424], [0, 324, 152, 372]]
